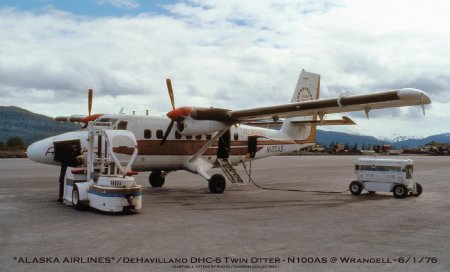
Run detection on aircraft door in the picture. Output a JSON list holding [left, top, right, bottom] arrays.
[[217, 130, 231, 159], [247, 136, 258, 158], [54, 140, 82, 167]]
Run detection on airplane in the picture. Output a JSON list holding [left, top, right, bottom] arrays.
[[27, 70, 431, 194]]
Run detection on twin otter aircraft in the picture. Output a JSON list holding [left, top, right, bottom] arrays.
[[27, 70, 431, 193]]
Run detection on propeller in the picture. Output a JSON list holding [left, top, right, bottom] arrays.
[[166, 79, 175, 110], [80, 89, 103, 123], [160, 79, 232, 145], [161, 79, 195, 145], [161, 79, 177, 145], [54, 88, 104, 124], [88, 88, 93, 116], [160, 119, 174, 145]]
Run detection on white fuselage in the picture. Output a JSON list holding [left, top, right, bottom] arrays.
[[27, 114, 314, 173]]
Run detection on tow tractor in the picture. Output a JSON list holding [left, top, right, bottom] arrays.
[[349, 158, 423, 198], [63, 121, 142, 212]]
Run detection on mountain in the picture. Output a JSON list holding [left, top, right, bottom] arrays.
[[316, 130, 450, 149], [0, 106, 81, 144], [392, 136, 423, 142], [316, 130, 390, 148], [1, 106, 448, 149], [393, 133, 450, 148]]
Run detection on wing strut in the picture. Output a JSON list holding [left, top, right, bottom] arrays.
[[189, 128, 230, 162]]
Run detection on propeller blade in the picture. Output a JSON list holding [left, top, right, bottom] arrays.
[[160, 120, 174, 146], [166, 79, 175, 110], [88, 89, 93, 116]]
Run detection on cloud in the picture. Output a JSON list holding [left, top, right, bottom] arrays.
[[96, 0, 140, 9], [0, 0, 449, 138]]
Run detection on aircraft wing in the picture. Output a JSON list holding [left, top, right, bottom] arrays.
[[228, 88, 431, 121]]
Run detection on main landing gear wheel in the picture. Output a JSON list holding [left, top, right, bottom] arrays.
[[393, 184, 408, 198], [149, 170, 165, 187], [72, 186, 83, 210], [412, 182, 423, 197], [208, 174, 226, 194], [349, 181, 363, 195]]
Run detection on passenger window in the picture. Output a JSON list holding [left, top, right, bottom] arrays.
[[185, 135, 192, 140], [156, 129, 164, 139], [206, 134, 212, 140], [144, 129, 152, 139], [175, 131, 182, 140], [234, 133, 239, 141], [117, 121, 127, 130], [195, 135, 202, 140]]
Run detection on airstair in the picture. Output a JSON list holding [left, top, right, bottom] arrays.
[[217, 158, 245, 184]]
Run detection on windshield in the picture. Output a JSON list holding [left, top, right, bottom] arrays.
[[95, 118, 118, 125]]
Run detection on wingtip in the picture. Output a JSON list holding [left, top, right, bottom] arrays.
[[397, 88, 431, 104]]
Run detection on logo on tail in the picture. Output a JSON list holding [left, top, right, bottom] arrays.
[[282, 70, 320, 143]]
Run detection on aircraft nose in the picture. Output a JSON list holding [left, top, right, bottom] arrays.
[[27, 138, 55, 165]]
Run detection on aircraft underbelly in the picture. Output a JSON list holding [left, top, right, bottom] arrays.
[[130, 143, 310, 172]]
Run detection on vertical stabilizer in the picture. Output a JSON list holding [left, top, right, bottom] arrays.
[[281, 70, 320, 142]]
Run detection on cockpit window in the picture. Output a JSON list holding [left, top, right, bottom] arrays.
[[97, 118, 118, 124]]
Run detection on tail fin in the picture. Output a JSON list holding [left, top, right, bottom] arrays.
[[281, 70, 320, 142]]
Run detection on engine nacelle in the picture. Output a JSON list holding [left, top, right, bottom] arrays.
[[177, 118, 230, 135]]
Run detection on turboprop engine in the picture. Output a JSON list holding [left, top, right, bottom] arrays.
[[159, 79, 234, 145], [176, 118, 230, 136]]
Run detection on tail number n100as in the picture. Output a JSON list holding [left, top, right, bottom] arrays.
[[267, 145, 284, 153]]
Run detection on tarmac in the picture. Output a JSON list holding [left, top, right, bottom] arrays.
[[0, 155, 449, 272]]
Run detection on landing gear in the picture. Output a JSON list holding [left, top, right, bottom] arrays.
[[149, 170, 165, 187], [208, 174, 226, 194]]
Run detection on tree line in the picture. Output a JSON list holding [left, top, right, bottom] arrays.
[[0, 136, 25, 150]]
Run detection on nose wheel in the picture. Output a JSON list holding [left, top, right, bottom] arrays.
[[149, 170, 165, 187]]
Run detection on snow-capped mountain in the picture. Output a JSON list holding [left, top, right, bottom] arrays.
[[391, 136, 424, 142]]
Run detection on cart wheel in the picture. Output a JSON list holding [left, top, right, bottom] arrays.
[[349, 181, 363, 195], [393, 184, 408, 198], [209, 174, 226, 194], [72, 186, 84, 210], [412, 182, 423, 196]]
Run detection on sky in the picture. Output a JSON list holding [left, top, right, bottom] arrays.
[[1, 0, 449, 139]]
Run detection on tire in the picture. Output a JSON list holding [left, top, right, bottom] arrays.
[[349, 181, 363, 195], [393, 184, 408, 198], [208, 174, 226, 194], [72, 186, 83, 210], [149, 171, 165, 187], [412, 182, 423, 196]]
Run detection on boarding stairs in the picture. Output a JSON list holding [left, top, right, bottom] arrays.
[[217, 158, 245, 184]]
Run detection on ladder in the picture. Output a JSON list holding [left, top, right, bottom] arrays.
[[217, 158, 245, 184]]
